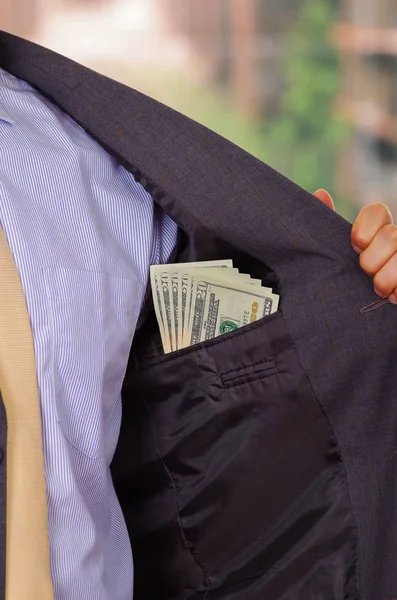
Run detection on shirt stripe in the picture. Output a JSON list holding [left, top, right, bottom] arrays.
[[0, 66, 177, 599]]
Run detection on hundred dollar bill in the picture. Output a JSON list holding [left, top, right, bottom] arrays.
[[186, 275, 279, 347]]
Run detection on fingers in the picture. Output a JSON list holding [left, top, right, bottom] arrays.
[[373, 254, 397, 302], [352, 203, 397, 303], [374, 254, 397, 304], [313, 189, 335, 210], [314, 196, 397, 302], [359, 224, 397, 276], [351, 203, 393, 253]]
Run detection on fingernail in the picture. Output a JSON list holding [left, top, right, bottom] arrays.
[[352, 245, 362, 254], [375, 288, 385, 298], [390, 293, 397, 305]]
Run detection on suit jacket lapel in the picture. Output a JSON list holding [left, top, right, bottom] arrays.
[[0, 29, 353, 284]]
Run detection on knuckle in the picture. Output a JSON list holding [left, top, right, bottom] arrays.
[[373, 274, 388, 294], [353, 204, 394, 249], [352, 229, 369, 248], [381, 224, 397, 245], [359, 250, 375, 274]]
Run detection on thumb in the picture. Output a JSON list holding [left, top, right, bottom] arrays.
[[314, 189, 335, 211]]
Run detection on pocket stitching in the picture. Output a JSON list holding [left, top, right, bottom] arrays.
[[221, 363, 278, 389], [137, 310, 282, 368], [220, 358, 276, 378]]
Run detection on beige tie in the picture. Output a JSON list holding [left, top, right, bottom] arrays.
[[0, 226, 54, 599]]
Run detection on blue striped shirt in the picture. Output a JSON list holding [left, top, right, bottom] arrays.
[[0, 67, 178, 599]]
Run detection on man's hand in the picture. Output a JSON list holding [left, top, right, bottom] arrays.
[[314, 189, 397, 304]]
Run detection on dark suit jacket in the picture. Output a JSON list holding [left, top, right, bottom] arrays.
[[0, 29, 396, 600]]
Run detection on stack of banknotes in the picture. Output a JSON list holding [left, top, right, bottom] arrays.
[[150, 260, 280, 354]]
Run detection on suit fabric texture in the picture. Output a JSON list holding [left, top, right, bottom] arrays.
[[0, 29, 396, 600]]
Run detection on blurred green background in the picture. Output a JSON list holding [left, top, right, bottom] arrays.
[[2, 0, 397, 222]]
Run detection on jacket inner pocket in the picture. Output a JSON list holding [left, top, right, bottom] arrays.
[[113, 310, 358, 599]]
